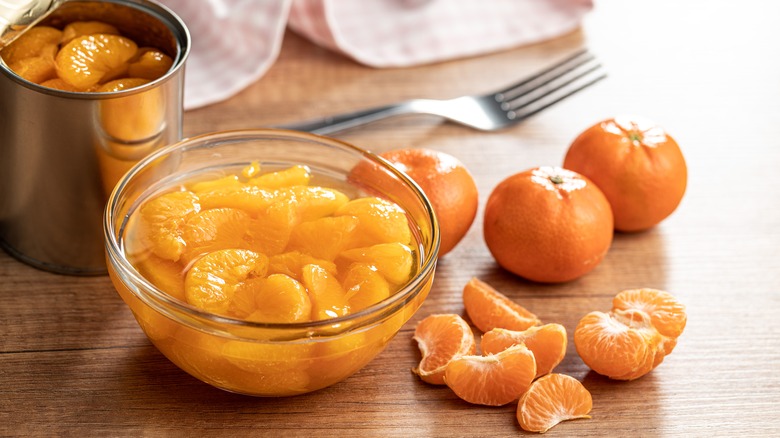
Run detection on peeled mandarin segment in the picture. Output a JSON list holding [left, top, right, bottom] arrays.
[[96, 77, 149, 92], [127, 48, 173, 80], [39, 78, 83, 92], [612, 288, 687, 340], [60, 21, 119, 44], [55, 34, 138, 89], [190, 175, 241, 193], [335, 197, 412, 246], [287, 215, 359, 261], [184, 249, 267, 314], [412, 314, 476, 385], [481, 324, 568, 378], [246, 201, 298, 256], [444, 344, 537, 406], [0, 26, 62, 65], [180, 207, 252, 263], [517, 374, 592, 433], [242, 274, 312, 323], [462, 277, 540, 333], [196, 184, 276, 214], [279, 186, 350, 221], [301, 264, 350, 320], [8, 55, 56, 83], [343, 263, 391, 312], [222, 340, 314, 374], [574, 310, 659, 380], [133, 254, 187, 302], [339, 242, 414, 285], [249, 165, 311, 189], [268, 251, 338, 281], [138, 190, 200, 261]]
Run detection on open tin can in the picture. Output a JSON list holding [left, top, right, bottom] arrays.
[[0, 0, 190, 275]]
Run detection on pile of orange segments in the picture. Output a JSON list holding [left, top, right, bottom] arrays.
[[412, 278, 686, 433]]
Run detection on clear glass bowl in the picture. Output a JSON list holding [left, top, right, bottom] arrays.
[[104, 129, 440, 396]]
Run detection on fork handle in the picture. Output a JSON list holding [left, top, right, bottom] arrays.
[[278, 102, 417, 135]]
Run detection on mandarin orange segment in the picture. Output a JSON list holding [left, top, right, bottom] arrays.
[[517, 374, 592, 433], [462, 277, 540, 333], [335, 197, 412, 246], [246, 201, 298, 255], [301, 264, 350, 320], [280, 186, 350, 221], [55, 34, 138, 89], [288, 215, 359, 261], [249, 165, 311, 188], [133, 254, 186, 302], [184, 249, 268, 314], [127, 48, 173, 80], [412, 314, 476, 385], [482, 324, 567, 378], [138, 190, 200, 261], [39, 78, 83, 91], [241, 274, 312, 323], [222, 340, 314, 374], [8, 55, 57, 83], [180, 207, 252, 263], [190, 175, 242, 193], [444, 344, 536, 406], [342, 263, 391, 312], [268, 251, 338, 281], [0, 26, 62, 65], [96, 77, 149, 92], [339, 242, 414, 285], [196, 184, 276, 214], [60, 21, 119, 44]]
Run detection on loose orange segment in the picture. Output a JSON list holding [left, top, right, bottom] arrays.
[[39, 78, 82, 91], [250, 165, 311, 188], [575, 288, 686, 380], [1, 26, 62, 65], [482, 323, 567, 378], [268, 251, 338, 281], [196, 184, 276, 214], [462, 277, 540, 332], [127, 48, 173, 80], [8, 55, 56, 83], [343, 263, 390, 312], [335, 197, 412, 246], [180, 207, 252, 263], [340, 242, 413, 285], [60, 21, 119, 44], [237, 274, 312, 323], [281, 186, 350, 222], [138, 190, 200, 262], [444, 344, 536, 406], [301, 264, 350, 320], [412, 314, 476, 385], [517, 374, 592, 433], [55, 33, 138, 89], [184, 249, 268, 314], [96, 77, 149, 92], [288, 215, 358, 261]]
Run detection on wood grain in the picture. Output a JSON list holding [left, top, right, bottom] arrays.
[[2, 0, 780, 435]]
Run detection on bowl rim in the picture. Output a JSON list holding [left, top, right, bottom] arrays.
[[104, 128, 440, 338]]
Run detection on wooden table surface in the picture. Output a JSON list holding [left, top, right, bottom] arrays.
[[3, 0, 780, 435]]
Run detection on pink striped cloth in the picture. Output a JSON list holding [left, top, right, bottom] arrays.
[[159, 0, 593, 109]]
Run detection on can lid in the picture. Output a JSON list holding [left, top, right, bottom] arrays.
[[0, 0, 63, 48]]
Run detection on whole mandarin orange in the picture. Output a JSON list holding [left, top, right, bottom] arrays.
[[563, 116, 687, 232], [483, 167, 613, 283], [380, 149, 478, 257]]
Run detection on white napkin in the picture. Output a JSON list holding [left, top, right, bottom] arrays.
[[159, 0, 593, 109]]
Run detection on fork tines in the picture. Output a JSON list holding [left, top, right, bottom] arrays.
[[495, 50, 607, 121]]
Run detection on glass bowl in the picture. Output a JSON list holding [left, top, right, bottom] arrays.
[[104, 129, 440, 396]]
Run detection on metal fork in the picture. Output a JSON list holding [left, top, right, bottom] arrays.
[[279, 49, 606, 135]]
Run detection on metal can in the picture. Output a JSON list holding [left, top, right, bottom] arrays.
[[0, 0, 190, 275]]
